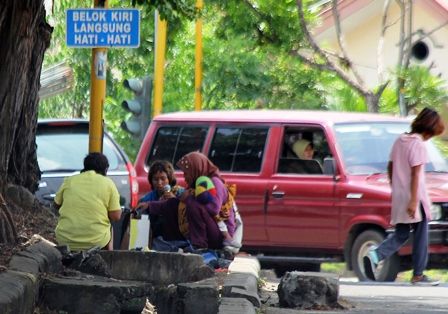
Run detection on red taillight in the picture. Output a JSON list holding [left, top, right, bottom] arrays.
[[126, 162, 139, 207]]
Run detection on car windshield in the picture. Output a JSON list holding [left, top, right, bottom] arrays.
[[36, 131, 120, 172], [333, 122, 448, 175]]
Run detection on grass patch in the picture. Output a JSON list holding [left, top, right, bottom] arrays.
[[321, 263, 346, 275]]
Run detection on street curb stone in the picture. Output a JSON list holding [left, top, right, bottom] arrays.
[[218, 255, 261, 313], [1, 243, 262, 314], [219, 297, 257, 314], [0, 242, 61, 314]]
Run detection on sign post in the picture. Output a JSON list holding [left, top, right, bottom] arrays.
[[66, 8, 140, 48], [66, 5, 140, 153]]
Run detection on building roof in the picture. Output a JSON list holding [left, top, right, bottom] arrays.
[[313, 0, 448, 42]]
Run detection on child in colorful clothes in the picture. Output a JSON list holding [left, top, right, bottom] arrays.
[[363, 107, 445, 285], [195, 176, 241, 252]]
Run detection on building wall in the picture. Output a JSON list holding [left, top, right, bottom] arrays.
[[315, 1, 448, 89]]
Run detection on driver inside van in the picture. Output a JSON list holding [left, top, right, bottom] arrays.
[[292, 139, 314, 159]]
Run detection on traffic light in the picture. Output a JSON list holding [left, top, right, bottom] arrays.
[[121, 76, 153, 140]]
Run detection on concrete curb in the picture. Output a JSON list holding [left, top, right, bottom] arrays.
[[219, 255, 261, 313], [0, 243, 262, 314], [0, 242, 61, 314]]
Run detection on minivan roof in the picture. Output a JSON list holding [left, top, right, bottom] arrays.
[[153, 110, 408, 124]]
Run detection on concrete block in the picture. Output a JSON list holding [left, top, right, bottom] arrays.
[[40, 277, 155, 314], [218, 297, 256, 314], [228, 256, 260, 278], [0, 270, 38, 314], [9, 253, 40, 279], [222, 273, 258, 297], [99, 251, 209, 286], [9, 242, 61, 279], [24, 241, 62, 273], [229, 287, 261, 308], [177, 280, 219, 314]]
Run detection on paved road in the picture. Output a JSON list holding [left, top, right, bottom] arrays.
[[261, 276, 448, 313]]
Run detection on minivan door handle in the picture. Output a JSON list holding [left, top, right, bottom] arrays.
[[263, 189, 268, 213], [272, 191, 285, 198]]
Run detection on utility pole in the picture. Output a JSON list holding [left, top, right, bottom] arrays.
[[195, 0, 203, 111], [153, 11, 167, 118], [89, 0, 108, 153]]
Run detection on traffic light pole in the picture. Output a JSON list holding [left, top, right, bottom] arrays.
[[195, 0, 203, 111], [89, 0, 108, 153], [153, 11, 166, 118]]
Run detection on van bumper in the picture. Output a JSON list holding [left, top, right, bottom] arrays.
[[387, 221, 448, 247], [428, 221, 448, 246]]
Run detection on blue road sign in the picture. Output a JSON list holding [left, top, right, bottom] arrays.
[[66, 8, 140, 48]]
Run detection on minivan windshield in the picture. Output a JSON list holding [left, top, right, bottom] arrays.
[[334, 122, 448, 175]]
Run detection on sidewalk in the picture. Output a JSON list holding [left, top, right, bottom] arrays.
[[260, 274, 448, 313]]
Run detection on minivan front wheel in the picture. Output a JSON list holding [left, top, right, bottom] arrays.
[[351, 230, 400, 282]]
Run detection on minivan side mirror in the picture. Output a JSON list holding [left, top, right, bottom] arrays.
[[323, 157, 336, 175]]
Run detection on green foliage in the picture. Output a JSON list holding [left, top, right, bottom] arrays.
[[40, 0, 448, 161], [257, 277, 267, 290], [39, 0, 333, 161], [324, 79, 367, 112], [379, 65, 448, 116], [392, 65, 448, 114], [130, 0, 197, 20]]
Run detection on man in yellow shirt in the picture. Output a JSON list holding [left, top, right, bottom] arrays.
[[53, 152, 122, 251]]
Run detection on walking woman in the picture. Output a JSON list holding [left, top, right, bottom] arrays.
[[363, 107, 445, 285]]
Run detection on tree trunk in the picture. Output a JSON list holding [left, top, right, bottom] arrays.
[[364, 92, 379, 113], [0, 1, 52, 243]]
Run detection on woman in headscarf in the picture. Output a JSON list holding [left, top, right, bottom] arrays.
[[177, 152, 237, 250], [292, 139, 314, 159], [133, 152, 236, 251]]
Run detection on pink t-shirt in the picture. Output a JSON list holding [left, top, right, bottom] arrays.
[[389, 133, 431, 224]]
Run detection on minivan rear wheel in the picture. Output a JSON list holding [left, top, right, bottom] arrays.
[[351, 230, 400, 282]]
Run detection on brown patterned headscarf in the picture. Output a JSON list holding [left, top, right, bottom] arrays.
[[176, 152, 235, 239], [176, 152, 224, 187]]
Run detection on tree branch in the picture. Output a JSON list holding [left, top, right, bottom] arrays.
[[295, 0, 370, 98], [331, 0, 364, 84], [378, 0, 392, 82]]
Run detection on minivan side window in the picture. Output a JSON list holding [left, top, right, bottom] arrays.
[[277, 127, 330, 175], [147, 126, 208, 167], [209, 127, 268, 173]]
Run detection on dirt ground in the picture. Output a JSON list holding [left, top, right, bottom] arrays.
[[0, 199, 57, 269]]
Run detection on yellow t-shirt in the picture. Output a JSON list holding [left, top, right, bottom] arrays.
[[54, 170, 121, 251]]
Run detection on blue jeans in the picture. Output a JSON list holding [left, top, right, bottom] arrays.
[[375, 205, 428, 276]]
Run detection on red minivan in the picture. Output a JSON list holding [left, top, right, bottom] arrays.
[[134, 110, 448, 281]]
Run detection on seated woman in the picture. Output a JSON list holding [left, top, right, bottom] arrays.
[[53, 152, 122, 251], [140, 160, 184, 239], [120, 160, 183, 249], [133, 152, 236, 251]]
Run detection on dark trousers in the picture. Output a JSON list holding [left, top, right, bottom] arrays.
[[376, 205, 428, 276]]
